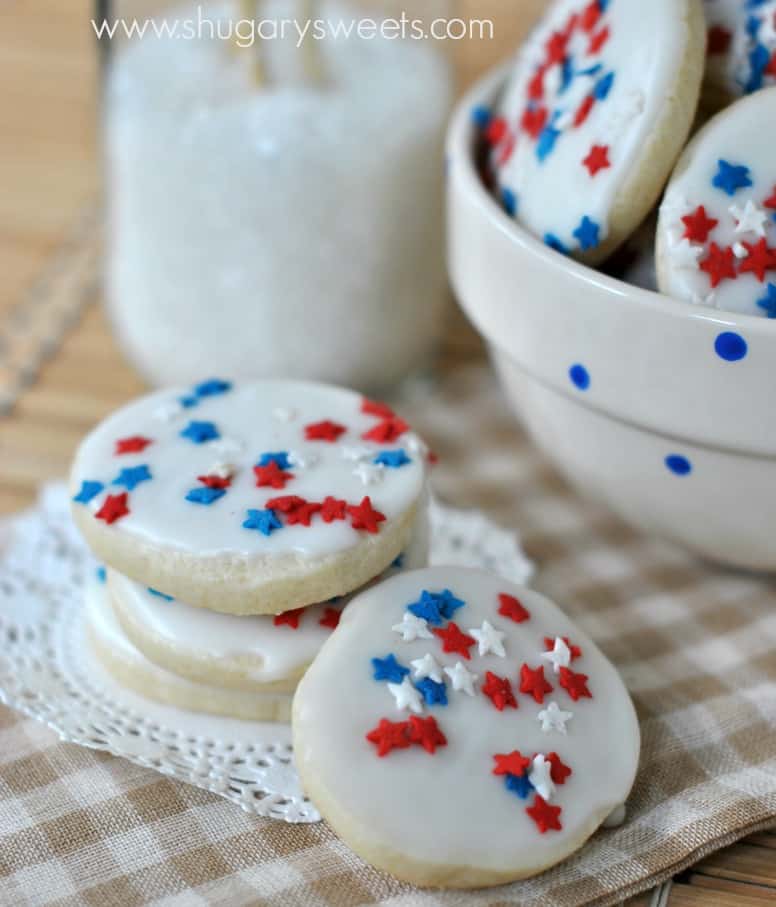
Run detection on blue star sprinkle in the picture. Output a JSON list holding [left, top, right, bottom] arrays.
[[95, 566, 107, 584], [392, 553, 405, 569], [373, 449, 411, 469], [593, 71, 615, 100], [180, 420, 220, 444], [242, 508, 283, 535], [73, 480, 103, 505], [148, 588, 174, 601], [471, 105, 491, 128], [408, 590, 445, 624], [415, 678, 448, 707], [112, 465, 152, 491], [194, 378, 232, 397], [544, 233, 570, 255], [536, 124, 561, 162], [573, 215, 601, 250], [505, 772, 534, 800], [712, 159, 753, 196], [757, 283, 776, 318], [257, 451, 292, 470], [501, 187, 518, 216], [559, 57, 574, 93], [185, 486, 226, 506], [436, 588, 465, 619], [371, 654, 409, 683], [179, 395, 199, 408], [745, 42, 769, 92]]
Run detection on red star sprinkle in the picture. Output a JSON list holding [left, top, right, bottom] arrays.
[[432, 622, 476, 659], [699, 243, 736, 288], [582, 144, 610, 177], [763, 185, 776, 210], [546, 752, 573, 785], [265, 496, 321, 526], [526, 795, 563, 833], [707, 25, 732, 55], [492, 750, 531, 777], [545, 30, 570, 64], [304, 420, 346, 442], [273, 607, 304, 629], [681, 205, 718, 243], [94, 492, 130, 525], [320, 496, 347, 523], [254, 461, 294, 489], [197, 474, 231, 489], [485, 116, 507, 146], [115, 435, 152, 455], [519, 664, 553, 704], [497, 130, 517, 166], [318, 607, 341, 630], [498, 593, 530, 623], [574, 94, 595, 128], [543, 636, 582, 660], [521, 104, 548, 140], [361, 417, 409, 443], [580, 0, 601, 32], [361, 398, 395, 419], [482, 671, 518, 711], [407, 715, 448, 754], [587, 25, 609, 54], [366, 718, 411, 757], [347, 496, 386, 533], [738, 238, 776, 283], [527, 66, 546, 102], [767, 52, 776, 79], [558, 666, 592, 701]]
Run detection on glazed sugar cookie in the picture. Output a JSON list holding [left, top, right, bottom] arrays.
[[107, 510, 428, 693], [657, 87, 776, 316], [86, 572, 292, 721], [293, 567, 640, 888], [489, 0, 705, 264], [70, 379, 429, 615]]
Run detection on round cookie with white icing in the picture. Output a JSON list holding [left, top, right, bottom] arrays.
[[70, 379, 429, 615], [656, 87, 776, 316], [489, 0, 705, 264], [86, 571, 292, 721], [107, 508, 429, 693], [292, 567, 640, 888]]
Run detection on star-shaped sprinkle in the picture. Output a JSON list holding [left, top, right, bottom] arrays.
[[415, 677, 447, 707], [582, 144, 610, 177], [757, 283, 776, 317], [387, 677, 424, 714], [733, 242, 748, 259], [699, 243, 736, 288], [320, 496, 347, 523], [407, 591, 447, 625], [681, 205, 718, 243], [712, 159, 753, 196], [544, 636, 582, 659], [526, 795, 562, 833], [433, 622, 476, 659], [254, 461, 294, 489], [411, 652, 444, 682], [194, 378, 232, 397], [361, 417, 409, 443], [257, 451, 292, 470], [73, 480, 103, 504], [392, 612, 434, 642], [498, 593, 530, 623], [265, 496, 321, 526], [95, 492, 129, 524], [361, 398, 395, 419], [318, 607, 341, 629], [572, 215, 600, 251], [482, 671, 517, 711], [547, 752, 572, 785], [505, 772, 534, 799], [371, 654, 409, 683], [541, 637, 572, 674], [537, 700, 574, 734], [444, 661, 478, 696], [242, 508, 282, 535], [574, 94, 595, 128], [764, 185, 776, 211], [273, 607, 304, 629], [587, 24, 609, 53], [365, 718, 410, 757], [179, 395, 198, 408], [185, 486, 226, 506], [304, 420, 346, 442], [197, 473, 231, 490], [528, 754, 556, 801], [738, 238, 776, 282], [492, 750, 531, 777], [669, 238, 703, 269], [373, 449, 411, 468], [519, 664, 553, 704], [435, 589, 465, 619], [407, 715, 447, 754], [559, 666, 592, 701], [180, 421, 219, 444], [115, 435, 152, 455], [469, 620, 506, 657], [730, 200, 768, 237], [111, 464, 152, 491], [347, 497, 386, 533], [353, 462, 385, 486]]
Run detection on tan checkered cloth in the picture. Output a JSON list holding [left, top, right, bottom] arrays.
[[1, 360, 776, 907]]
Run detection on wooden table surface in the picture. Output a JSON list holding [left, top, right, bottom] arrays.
[[0, 2, 773, 905]]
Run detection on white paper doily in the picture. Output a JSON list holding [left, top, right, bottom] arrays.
[[0, 483, 534, 823]]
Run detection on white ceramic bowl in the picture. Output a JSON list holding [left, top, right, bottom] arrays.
[[447, 66, 776, 570]]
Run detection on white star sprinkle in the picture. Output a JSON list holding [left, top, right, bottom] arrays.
[[730, 200, 768, 237], [528, 754, 556, 801], [537, 700, 573, 734], [391, 612, 433, 642], [272, 407, 296, 422], [287, 450, 318, 469], [541, 637, 571, 674], [387, 677, 424, 714], [341, 445, 373, 462], [152, 400, 183, 422], [468, 620, 506, 658], [732, 242, 748, 259], [210, 437, 244, 456], [444, 661, 478, 697], [209, 462, 235, 480], [353, 462, 384, 486], [410, 653, 443, 683], [668, 238, 703, 269]]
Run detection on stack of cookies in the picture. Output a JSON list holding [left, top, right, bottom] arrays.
[[70, 378, 431, 721]]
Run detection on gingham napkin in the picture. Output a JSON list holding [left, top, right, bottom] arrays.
[[1, 361, 775, 907]]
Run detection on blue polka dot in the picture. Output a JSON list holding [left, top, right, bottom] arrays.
[[665, 455, 692, 476], [714, 331, 748, 362], [569, 364, 590, 391]]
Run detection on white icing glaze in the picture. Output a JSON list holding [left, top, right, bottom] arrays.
[[657, 87, 776, 316], [493, 0, 690, 255], [71, 380, 427, 558], [293, 568, 639, 878], [704, 0, 776, 99]]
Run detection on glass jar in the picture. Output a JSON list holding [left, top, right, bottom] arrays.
[[98, 0, 455, 391]]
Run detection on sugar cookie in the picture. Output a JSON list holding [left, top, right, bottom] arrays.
[[86, 572, 291, 721], [489, 0, 705, 263], [656, 87, 776, 316], [71, 379, 429, 615], [292, 567, 640, 887]]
